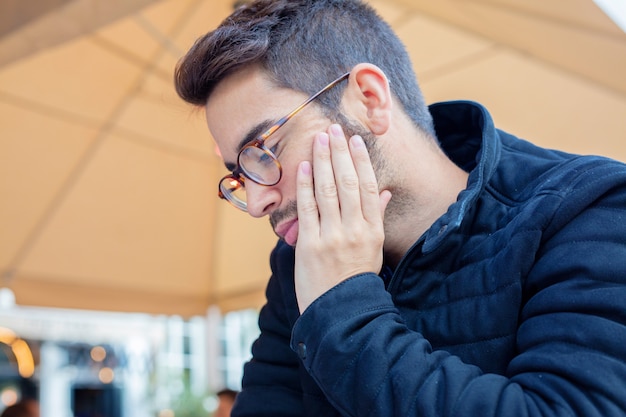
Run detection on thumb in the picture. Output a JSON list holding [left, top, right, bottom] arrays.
[[379, 190, 392, 218]]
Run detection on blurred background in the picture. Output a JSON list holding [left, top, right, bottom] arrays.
[[1, 0, 625, 416]]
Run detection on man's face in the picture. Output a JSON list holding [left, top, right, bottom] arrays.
[[205, 67, 335, 245]]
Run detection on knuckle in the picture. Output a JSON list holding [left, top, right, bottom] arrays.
[[353, 149, 370, 161], [327, 232, 344, 247], [317, 150, 332, 162], [298, 180, 314, 191], [339, 174, 359, 190], [361, 180, 379, 195], [333, 139, 349, 152], [299, 200, 318, 214], [319, 183, 338, 198]]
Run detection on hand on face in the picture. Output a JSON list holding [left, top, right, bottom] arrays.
[[294, 123, 392, 313]]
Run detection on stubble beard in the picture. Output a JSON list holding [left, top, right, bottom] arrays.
[[335, 113, 412, 228]]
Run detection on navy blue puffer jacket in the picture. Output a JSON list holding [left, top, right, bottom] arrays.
[[232, 101, 626, 417]]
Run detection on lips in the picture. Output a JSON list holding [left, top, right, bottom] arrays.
[[275, 218, 299, 246]]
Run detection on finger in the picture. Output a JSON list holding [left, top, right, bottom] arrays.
[[312, 131, 341, 224], [327, 124, 362, 220], [296, 160, 320, 239], [379, 189, 392, 219], [349, 134, 382, 223]]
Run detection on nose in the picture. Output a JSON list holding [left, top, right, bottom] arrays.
[[244, 180, 279, 218]]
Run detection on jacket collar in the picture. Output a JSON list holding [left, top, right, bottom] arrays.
[[421, 100, 501, 253]]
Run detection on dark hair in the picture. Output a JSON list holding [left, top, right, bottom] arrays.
[[0, 401, 37, 417], [175, 0, 434, 137], [216, 388, 239, 401]]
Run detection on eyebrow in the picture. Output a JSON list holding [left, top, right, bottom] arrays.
[[223, 118, 275, 172]]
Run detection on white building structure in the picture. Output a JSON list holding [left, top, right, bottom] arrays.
[[0, 303, 259, 417]]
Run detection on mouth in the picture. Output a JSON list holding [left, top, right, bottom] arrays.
[[274, 218, 299, 246]]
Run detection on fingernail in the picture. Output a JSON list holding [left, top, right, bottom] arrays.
[[300, 161, 311, 175], [330, 124, 343, 136], [351, 135, 365, 148], [317, 132, 329, 146]]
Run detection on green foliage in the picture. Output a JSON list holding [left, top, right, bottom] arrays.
[[168, 388, 210, 417]]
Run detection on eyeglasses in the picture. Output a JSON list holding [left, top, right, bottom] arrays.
[[218, 72, 350, 211]]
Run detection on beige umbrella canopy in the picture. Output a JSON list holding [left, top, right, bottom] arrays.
[[1, 0, 625, 317]]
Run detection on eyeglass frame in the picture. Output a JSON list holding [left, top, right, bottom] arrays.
[[218, 71, 351, 211]]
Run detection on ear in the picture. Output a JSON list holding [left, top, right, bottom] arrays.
[[343, 63, 392, 135]]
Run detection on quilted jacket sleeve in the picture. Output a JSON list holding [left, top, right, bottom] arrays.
[[290, 162, 626, 417]]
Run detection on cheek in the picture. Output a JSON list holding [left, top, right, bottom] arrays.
[[270, 145, 311, 205], [277, 160, 299, 197], [279, 143, 313, 184], [275, 116, 328, 192]]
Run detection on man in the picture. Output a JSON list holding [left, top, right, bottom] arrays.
[[0, 399, 39, 417], [214, 388, 238, 417], [174, 0, 626, 416]]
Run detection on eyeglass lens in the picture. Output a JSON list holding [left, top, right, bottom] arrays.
[[239, 146, 281, 185], [219, 176, 247, 210]]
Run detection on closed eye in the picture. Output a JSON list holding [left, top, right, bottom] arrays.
[[258, 150, 274, 165]]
